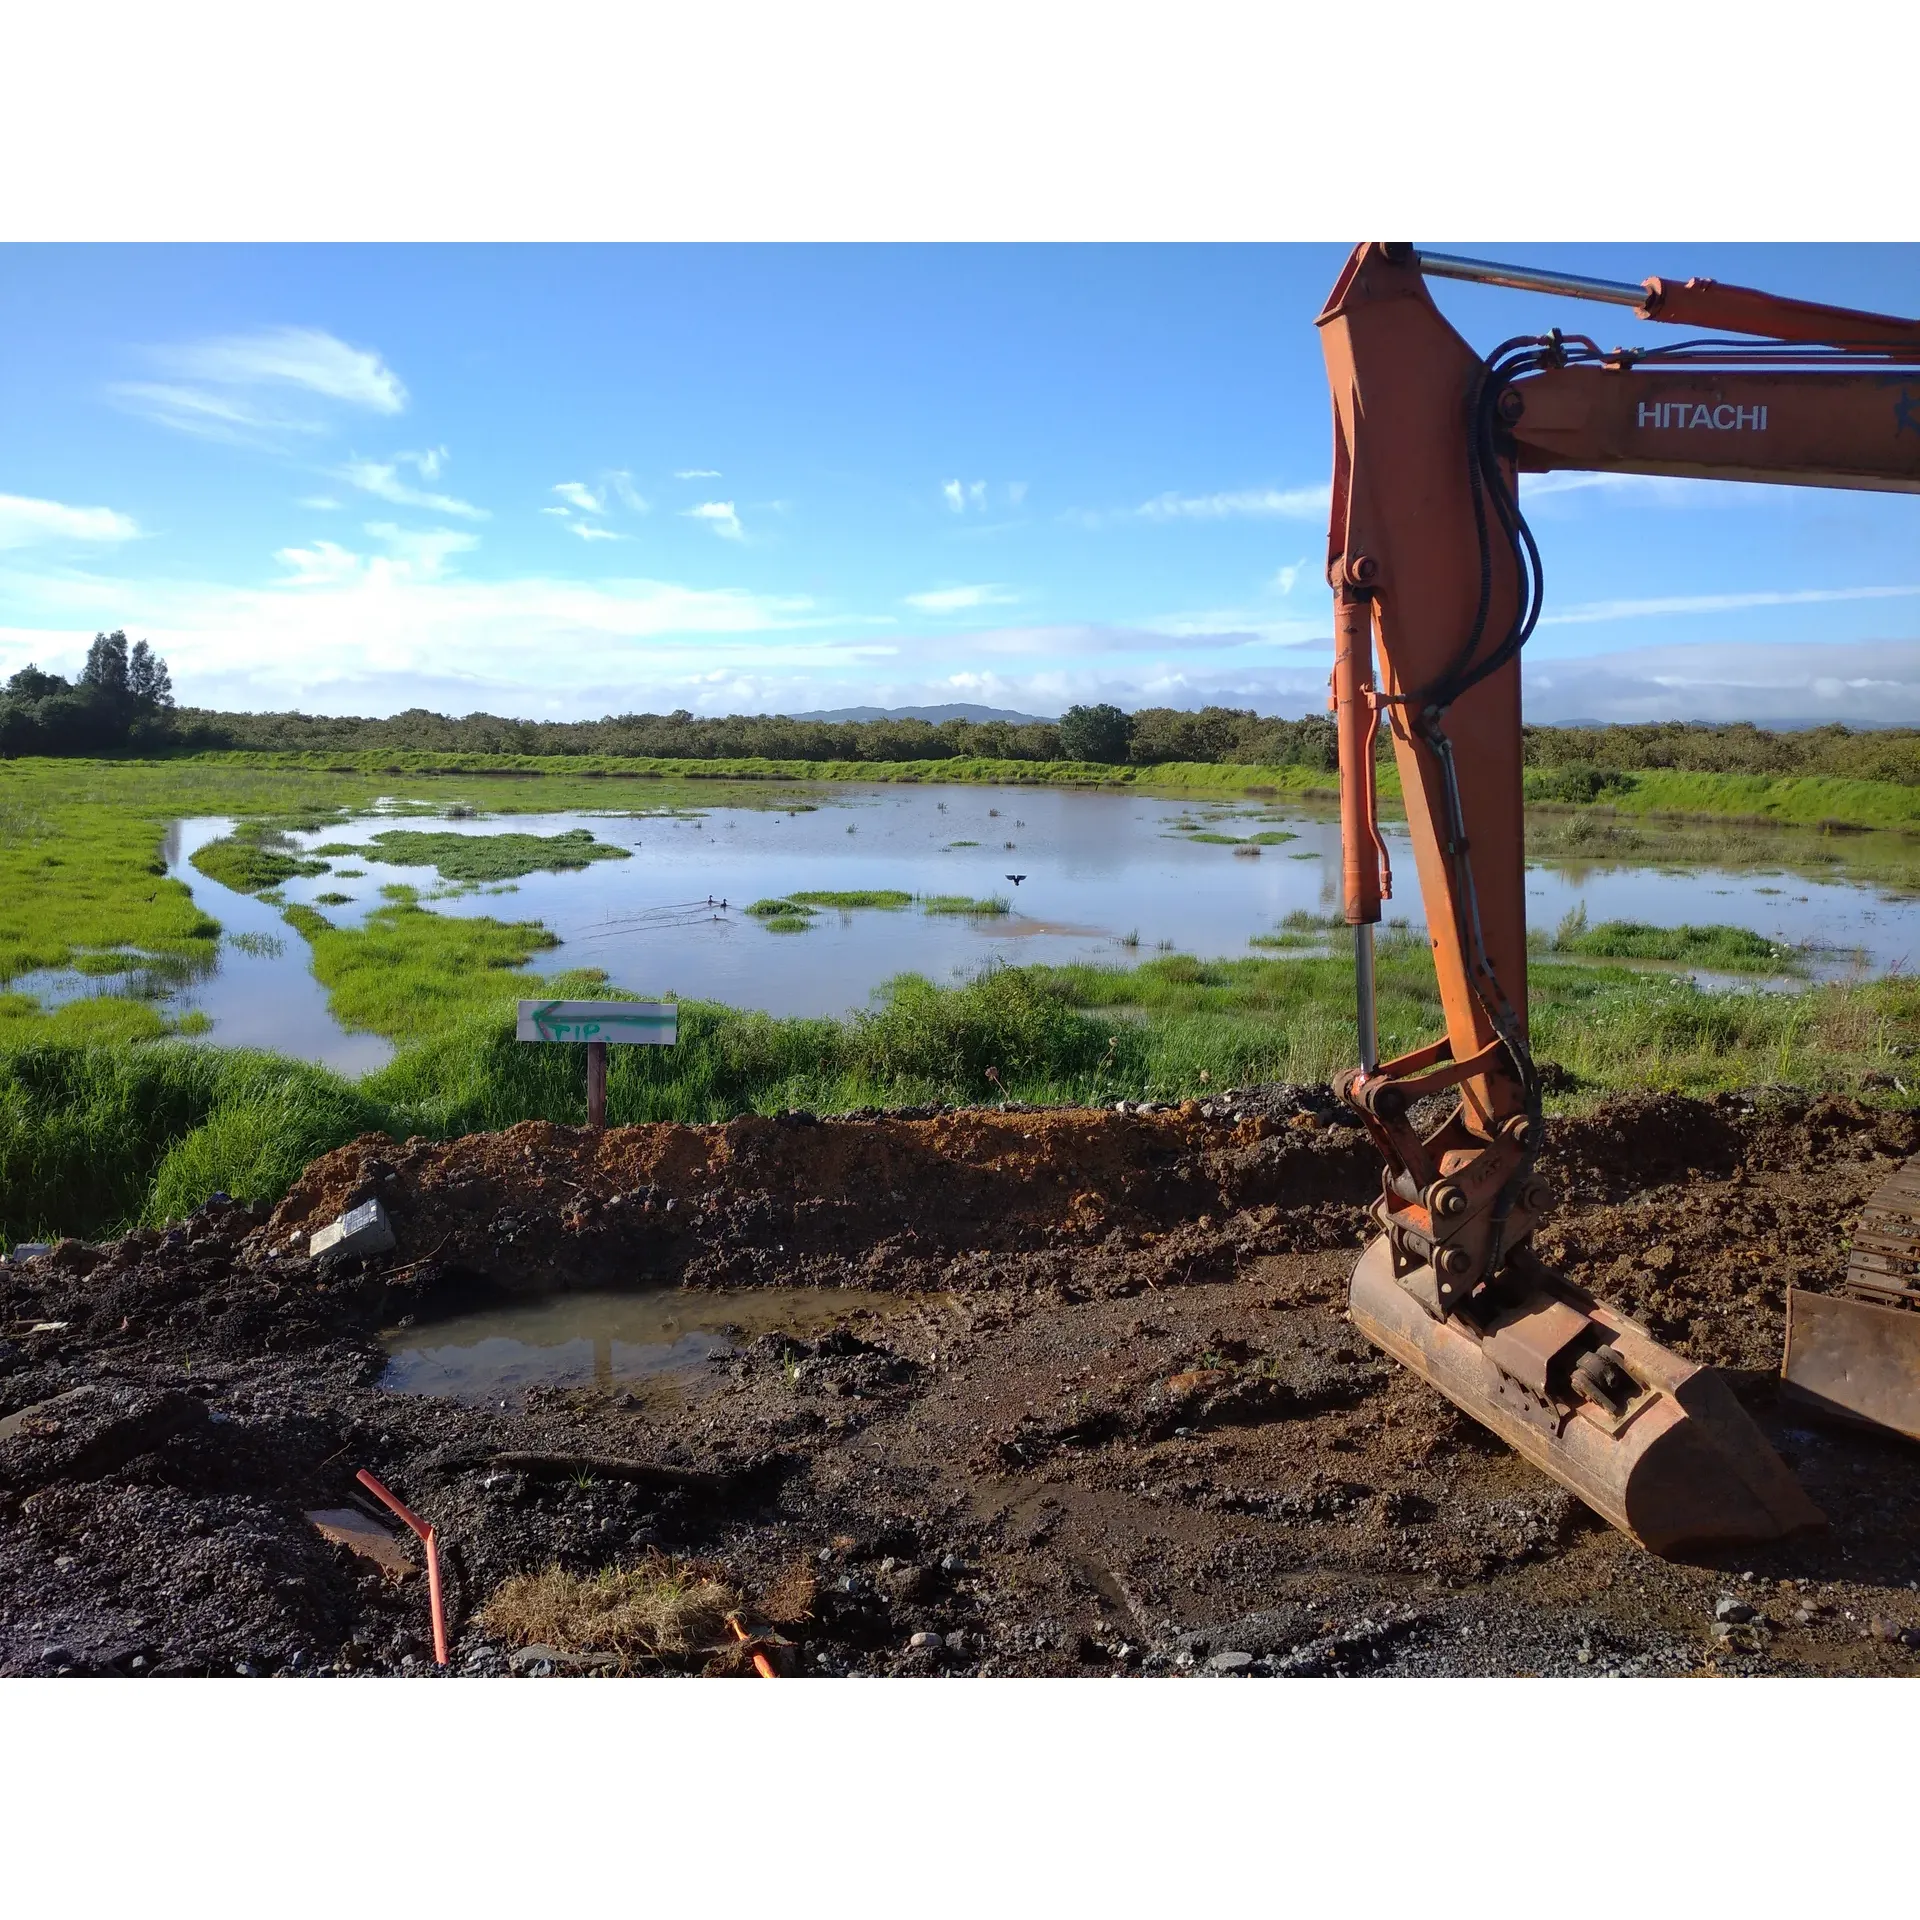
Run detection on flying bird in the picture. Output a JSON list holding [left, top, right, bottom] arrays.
[[1005, 874, 1027, 885]]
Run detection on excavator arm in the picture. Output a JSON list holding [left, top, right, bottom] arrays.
[[1315, 243, 1920, 1550]]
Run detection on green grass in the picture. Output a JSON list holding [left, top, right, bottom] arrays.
[[1538, 905, 1800, 973], [313, 825, 631, 882], [281, 887, 573, 1038], [1186, 829, 1300, 847], [919, 893, 1012, 915], [6, 920, 1918, 1244], [789, 889, 914, 910], [189, 835, 331, 894]]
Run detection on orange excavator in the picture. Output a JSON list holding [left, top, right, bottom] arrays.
[[1317, 244, 1920, 1551]]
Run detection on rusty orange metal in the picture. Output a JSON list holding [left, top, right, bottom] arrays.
[[1637, 275, 1920, 350]]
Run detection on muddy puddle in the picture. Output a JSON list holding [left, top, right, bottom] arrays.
[[379, 1286, 914, 1404]]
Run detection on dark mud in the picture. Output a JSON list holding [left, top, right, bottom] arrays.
[[5, 1087, 1920, 1679]]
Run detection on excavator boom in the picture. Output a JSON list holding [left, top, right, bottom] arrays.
[[1317, 243, 1920, 1551]]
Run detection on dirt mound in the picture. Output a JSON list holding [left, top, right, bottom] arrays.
[[253, 1101, 1380, 1299]]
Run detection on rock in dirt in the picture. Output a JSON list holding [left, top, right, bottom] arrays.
[[306, 1508, 419, 1580], [309, 1199, 396, 1261], [509, 1643, 620, 1675]]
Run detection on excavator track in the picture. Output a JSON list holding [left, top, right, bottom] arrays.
[[1782, 1150, 1920, 1443]]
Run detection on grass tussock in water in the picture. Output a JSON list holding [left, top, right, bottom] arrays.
[[480, 1557, 740, 1666], [919, 893, 1011, 916], [313, 826, 630, 883], [790, 889, 914, 911], [189, 834, 330, 895], [1538, 903, 1800, 972]]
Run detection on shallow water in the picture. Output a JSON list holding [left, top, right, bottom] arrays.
[[379, 1286, 912, 1404], [31, 782, 1918, 1073]]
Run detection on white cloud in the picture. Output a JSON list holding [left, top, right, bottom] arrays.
[[299, 495, 342, 511], [1272, 559, 1309, 595], [609, 472, 649, 512], [156, 327, 406, 413], [1523, 640, 1920, 725], [903, 584, 1018, 614], [364, 522, 479, 579], [553, 481, 604, 513], [539, 506, 572, 518], [272, 522, 479, 588], [396, 446, 447, 480], [1541, 584, 1920, 627], [943, 479, 990, 513], [108, 381, 322, 443], [0, 550, 867, 716], [272, 539, 361, 587], [685, 501, 744, 540], [675, 468, 722, 480], [113, 327, 406, 444], [1134, 485, 1331, 522], [339, 459, 488, 520], [570, 523, 623, 542], [1007, 481, 1029, 507], [0, 494, 142, 550]]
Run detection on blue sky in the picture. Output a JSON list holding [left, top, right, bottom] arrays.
[[2, 242, 1917, 723]]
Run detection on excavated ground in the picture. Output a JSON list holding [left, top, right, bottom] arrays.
[[5, 1087, 1920, 1680]]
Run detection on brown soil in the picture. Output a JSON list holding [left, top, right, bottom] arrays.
[[5, 1086, 1920, 1679]]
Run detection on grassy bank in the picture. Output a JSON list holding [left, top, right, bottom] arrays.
[[6, 912, 1916, 1244], [130, 746, 1920, 828]]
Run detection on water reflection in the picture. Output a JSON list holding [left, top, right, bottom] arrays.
[[380, 1286, 912, 1404]]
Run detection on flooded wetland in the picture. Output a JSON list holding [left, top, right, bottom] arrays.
[[21, 779, 1920, 1072]]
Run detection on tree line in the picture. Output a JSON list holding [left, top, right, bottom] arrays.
[[5, 642, 1920, 783], [1, 632, 175, 755]]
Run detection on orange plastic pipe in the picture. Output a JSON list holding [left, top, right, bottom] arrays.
[[356, 1468, 449, 1668]]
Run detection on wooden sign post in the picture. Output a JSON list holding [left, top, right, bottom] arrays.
[[516, 1000, 679, 1130]]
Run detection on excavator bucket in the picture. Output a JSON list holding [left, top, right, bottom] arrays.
[[1782, 1150, 1920, 1443], [1349, 1239, 1825, 1555]]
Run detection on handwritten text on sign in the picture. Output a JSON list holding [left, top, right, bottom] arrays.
[[515, 1000, 678, 1045]]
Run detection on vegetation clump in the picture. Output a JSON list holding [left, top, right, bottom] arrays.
[[190, 833, 331, 894], [790, 889, 913, 910], [919, 893, 1011, 915], [319, 826, 630, 883], [1542, 904, 1799, 972], [480, 1557, 740, 1668]]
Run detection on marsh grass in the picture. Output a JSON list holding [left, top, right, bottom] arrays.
[[790, 889, 913, 910], [319, 826, 630, 883], [190, 830, 331, 894], [1538, 903, 1800, 973], [919, 893, 1012, 916]]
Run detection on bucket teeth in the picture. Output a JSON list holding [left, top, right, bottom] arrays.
[[1781, 1150, 1920, 1444], [1349, 1238, 1824, 1555]]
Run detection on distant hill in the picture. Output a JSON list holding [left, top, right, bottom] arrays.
[[790, 703, 1058, 726]]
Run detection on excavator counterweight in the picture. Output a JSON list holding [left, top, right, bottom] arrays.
[[1318, 244, 1920, 1550]]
